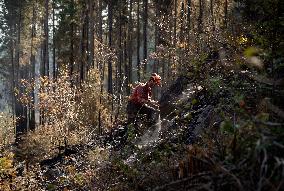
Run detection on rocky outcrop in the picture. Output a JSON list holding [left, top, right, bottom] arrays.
[[159, 76, 192, 118]]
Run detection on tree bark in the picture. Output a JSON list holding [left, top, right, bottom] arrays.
[[187, 0, 191, 45], [29, 4, 36, 130], [88, 0, 95, 69], [53, 0, 56, 79], [127, 0, 133, 94], [143, 0, 148, 74], [80, 2, 88, 83], [118, 2, 123, 94], [198, 0, 203, 33], [174, 0, 177, 48], [108, 0, 114, 123], [70, 0, 75, 84], [115, 4, 122, 120], [180, 2, 185, 44], [44, 0, 49, 76], [15, 3, 27, 137], [224, 0, 228, 27], [137, 0, 141, 81], [98, 0, 104, 134], [10, 24, 16, 135], [108, 1, 113, 94]]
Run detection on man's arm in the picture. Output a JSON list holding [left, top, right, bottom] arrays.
[[145, 99, 160, 110], [134, 85, 159, 109]]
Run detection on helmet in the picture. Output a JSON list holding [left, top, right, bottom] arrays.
[[150, 73, 162, 85]]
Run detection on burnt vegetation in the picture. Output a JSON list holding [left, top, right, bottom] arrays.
[[0, 0, 283, 190]]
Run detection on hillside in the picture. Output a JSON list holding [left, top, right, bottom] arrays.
[[0, 0, 283, 190]]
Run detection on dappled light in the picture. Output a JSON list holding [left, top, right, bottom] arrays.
[[0, 0, 283, 190]]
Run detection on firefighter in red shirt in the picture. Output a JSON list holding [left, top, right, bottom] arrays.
[[127, 73, 162, 126]]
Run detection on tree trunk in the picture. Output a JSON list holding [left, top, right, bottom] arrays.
[[198, 0, 203, 33], [124, 25, 128, 95], [172, 0, 177, 81], [153, 1, 159, 100], [15, 3, 27, 138], [168, 10, 173, 81], [178, 2, 185, 73], [53, 0, 57, 79], [98, 0, 104, 134], [70, 0, 75, 84], [174, 0, 177, 48], [143, 0, 148, 75], [210, 0, 213, 20], [88, 0, 95, 69], [10, 24, 16, 135], [44, 0, 49, 76], [187, 0, 191, 44], [108, 1, 113, 94], [29, 4, 36, 130], [136, 0, 141, 81], [180, 2, 185, 42], [108, 0, 114, 122], [118, 2, 123, 96], [80, 2, 88, 83], [224, 0, 228, 27], [127, 0, 133, 94]]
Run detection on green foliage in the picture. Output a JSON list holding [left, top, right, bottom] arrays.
[[236, 0, 284, 75], [220, 120, 234, 134], [255, 112, 269, 122], [191, 98, 198, 105], [206, 76, 223, 95], [46, 183, 57, 191], [244, 46, 259, 57]]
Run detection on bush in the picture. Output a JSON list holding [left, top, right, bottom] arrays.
[[0, 153, 16, 191], [0, 112, 14, 151], [17, 68, 113, 164]]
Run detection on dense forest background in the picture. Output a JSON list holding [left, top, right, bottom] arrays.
[[0, 0, 283, 190]]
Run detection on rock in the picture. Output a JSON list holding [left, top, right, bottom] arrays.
[[159, 76, 191, 118], [104, 125, 128, 150], [193, 105, 214, 136], [15, 161, 26, 176], [44, 168, 61, 181]]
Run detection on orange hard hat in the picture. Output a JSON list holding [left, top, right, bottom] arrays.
[[150, 73, 162, 85]]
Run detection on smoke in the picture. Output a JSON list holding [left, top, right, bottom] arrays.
[[137, 114, 161, 147]]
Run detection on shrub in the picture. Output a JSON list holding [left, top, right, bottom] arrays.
[[0, 112, 14, 151]]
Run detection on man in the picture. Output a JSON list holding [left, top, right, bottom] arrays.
[[127, 73, 162, 127]]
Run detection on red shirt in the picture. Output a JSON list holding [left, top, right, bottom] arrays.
[[129, 83, 152, 105]]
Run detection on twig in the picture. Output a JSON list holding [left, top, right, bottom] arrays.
[[218, 165, 244, 191], [152, 172, 211, 191], [276, 180, 284, 191], [257, 148, 268, 191], [264, 98, 284, 119], [253, 119, 284, 127], [273, 141, 284, 149]]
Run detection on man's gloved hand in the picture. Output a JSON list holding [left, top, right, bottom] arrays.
[[147, 100, 160, 110]]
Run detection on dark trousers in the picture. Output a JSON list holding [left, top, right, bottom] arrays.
[[127, 101, 158, 126]]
